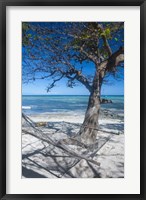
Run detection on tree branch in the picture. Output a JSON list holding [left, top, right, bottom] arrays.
[[99, 46, 124, 78], [79, 43, 99, 64], [65, 68, 93, 92], [98, 24, 112, 57], [47, 74, 64, 92]]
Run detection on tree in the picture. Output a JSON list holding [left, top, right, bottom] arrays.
[[22, 22, 124, 145]]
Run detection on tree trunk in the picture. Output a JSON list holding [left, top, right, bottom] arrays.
[[79, 91, 100, 145], [78, 63, 103, 145]]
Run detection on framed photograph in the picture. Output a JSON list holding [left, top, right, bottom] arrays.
[[0, 0, 145, 199]]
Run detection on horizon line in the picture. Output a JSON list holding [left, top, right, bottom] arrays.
[[22, 94, 124, 96]]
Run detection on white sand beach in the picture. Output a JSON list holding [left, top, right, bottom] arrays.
[[22, 112, 124, 178]]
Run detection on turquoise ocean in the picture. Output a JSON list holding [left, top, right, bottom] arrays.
[[22, 95, 124, 116]]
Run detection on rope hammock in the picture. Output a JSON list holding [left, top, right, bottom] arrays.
[[22, 112, 114, 177]]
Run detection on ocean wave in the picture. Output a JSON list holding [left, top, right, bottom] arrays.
[[22, 106, 31, 110]]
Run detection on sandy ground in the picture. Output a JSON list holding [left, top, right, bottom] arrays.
[[22, 113, 124, 178]]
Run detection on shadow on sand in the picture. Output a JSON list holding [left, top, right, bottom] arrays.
[[22, 166, 47, 178], [22, 121, 124, 178]]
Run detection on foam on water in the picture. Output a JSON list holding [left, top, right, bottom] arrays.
[[22, 106, 31, 110]]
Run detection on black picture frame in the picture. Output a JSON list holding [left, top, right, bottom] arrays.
[[0, 0, 145, 199]]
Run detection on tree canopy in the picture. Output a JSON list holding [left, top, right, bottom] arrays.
[[22, 22, 124, 93]]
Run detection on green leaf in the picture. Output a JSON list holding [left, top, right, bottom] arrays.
[[105, 28, 111, 37], [100, 33, 105, 37], [27, 34, 32, 38], [114, 37, 118, 41], [22, 22, 29, 31]]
